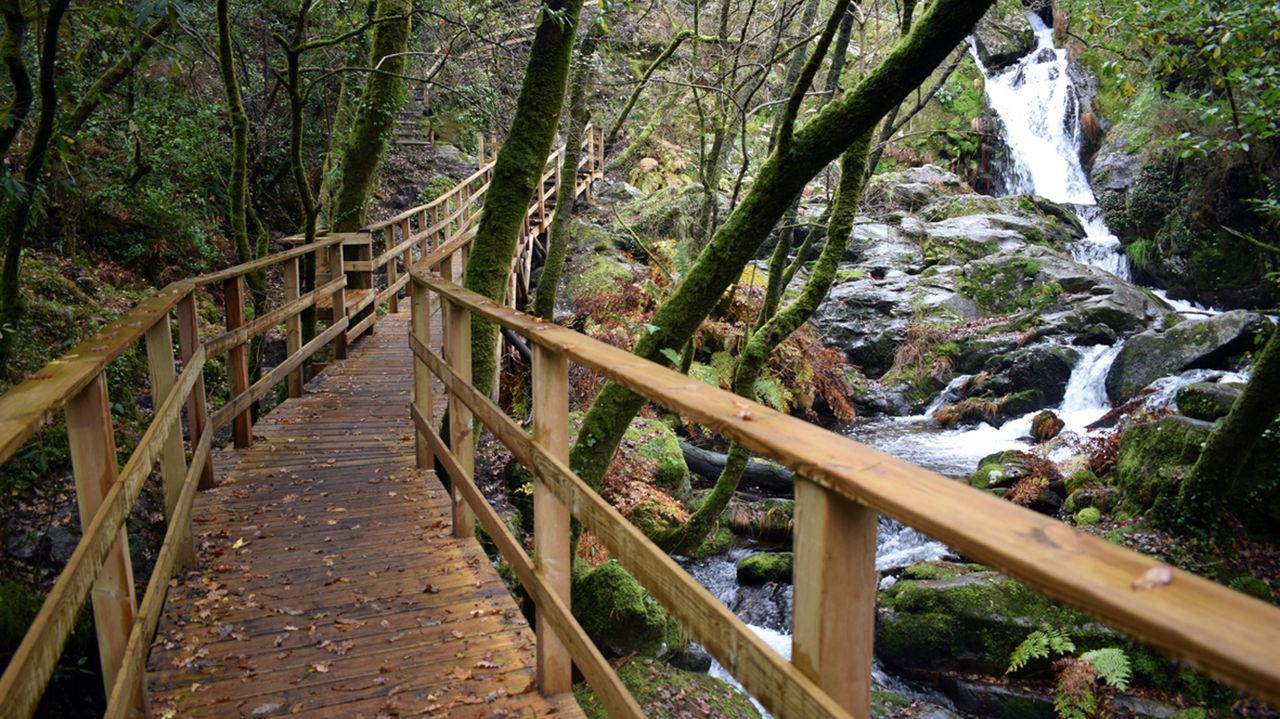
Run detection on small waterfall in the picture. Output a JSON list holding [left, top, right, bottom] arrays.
[[975, 13, 1132, 279], [1061, 342, 1124, 414]]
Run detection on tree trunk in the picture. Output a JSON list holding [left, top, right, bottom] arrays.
[[216, 0, 252, 268], [568, 0, 995, 493], [462, 0, 585, 400], [665, 130, 872, 553], [0, 0, 70, 377], [331, 0, 412, 232], [1177, 324, 1280, 531], [533, 26, 599, 320], [0, 8, 33, 162]]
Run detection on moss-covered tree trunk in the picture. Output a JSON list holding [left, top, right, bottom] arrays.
[[462, 0, 585, 400], [665, 132, 871, 552], [533, 26, 599, 320], [569, 0, 995, 492], [1177, 324, 1280, 531], [0, 8, 33, 162], [0, 0, 70, 377], [216, 0, 252, 269], [64, 13, 171, 136], [331, 0, 412, 232]]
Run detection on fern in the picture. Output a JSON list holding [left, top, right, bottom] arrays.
[[1007, 627, 1076, 673], [1080, 648, 1132, 690]]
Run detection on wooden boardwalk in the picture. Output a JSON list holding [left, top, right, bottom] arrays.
[[145, 311, 583, 718]]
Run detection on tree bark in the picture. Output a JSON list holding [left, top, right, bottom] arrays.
[[331, 0, 413, 232], [665, 130, 872, 553], [1177, 324, 1280, 531], [462, 0, 585, 400], [533, 26, 599, 320], [0, 7, 32, 162], [568, 0, 995, 493], [216, 0, 252, 268], [0, 0, 71, 377]]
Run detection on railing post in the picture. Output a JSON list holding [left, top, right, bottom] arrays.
[[410, 279, 434, 471], [443, 297, 475, 538], [327, 241, 348, 359], [283, 256, 304, 397], [66, 374, 144, 713], [223, 276, 252, 448], [532, 343, 571, 694], [176, 293, 214, 489], [388, 227, 401, 315], [791, 480, 876, 716], [476, 131, 485, 171], [144, 317, 195, 568]]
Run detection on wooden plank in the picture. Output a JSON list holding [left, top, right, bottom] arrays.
[[443, 297, 475, 539], [144, 318, 194, 568], [210, 318, 348, 432], [204, 275, 344, 357], [531, 344, 571, 695], [410, 281, 434, 471], [104, 427, 211, 719], [193, 236, 344, 286], [0, 348, 205, 718], [176, 293, 214, 489], [283, 256, 304, 397], [223, 276, 252, 448], [410, 333, 849, 718], [792, 480, 876, 716], [412, 278, 1280, 706], [374, 272, 411, 309], [345, 311, 379, 345], [412, 405, 641, 719], [327, 241, 348, 360], [66, 374, 143, 713]]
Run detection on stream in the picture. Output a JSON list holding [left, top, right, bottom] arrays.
[[686, 10, 1244, 716]]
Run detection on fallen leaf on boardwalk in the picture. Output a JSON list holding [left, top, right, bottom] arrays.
[[448, 666, 472, 681], [474, 660, 499, 669], [1133, 565, 1174, 590], [327, 507, 347, 513], [312, 662, 331, 673], [423, 583, 439, 593], [450, 630, 464, 639], [231, 537, 247, 550], [335, 617, 365, 631]]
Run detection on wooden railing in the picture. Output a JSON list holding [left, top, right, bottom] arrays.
[[0, 125, 606, 719], [407, 270, 1280, 718]]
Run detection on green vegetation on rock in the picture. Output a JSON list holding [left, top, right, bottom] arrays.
[[736, 552, 793, 585], [572, 561, 682, 659]]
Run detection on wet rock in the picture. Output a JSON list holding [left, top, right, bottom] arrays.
[[981, 344, 1081, 406], [5, 530, 37, 561], [667, 644, 713, 673], [1073, 322, 1117, 346], [736, 552, 793, 585], [1105, 311, 1272, 401], [938, 678, 1053, 719], [1175, 381, 1242, 421], [1030, 410, 1065, 441], [973, 2, 1035, 69], [919, 193, 1085, 245], [865, 165, 970, 213], [41, 525, 79, 565]]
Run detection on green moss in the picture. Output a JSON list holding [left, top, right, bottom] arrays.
[[900, 561, 987, 581], [736, 552, 793, 585], [690, 523, 735, 559], [575, 659, 761, 719], [1175, 382, 1239, 421], [564, 249, 637, 304], [1114, 416, 1209, 519], [1227, 574, 1273, 602], [572, 561, 682, 658], [623, 415, 691, 497], [1001, 388, 1045, 416], [1074, 507, 1102, 526], [959, 258, 1059, 315]]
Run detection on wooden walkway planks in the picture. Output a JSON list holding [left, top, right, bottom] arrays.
[[146, 311, 583, 718]]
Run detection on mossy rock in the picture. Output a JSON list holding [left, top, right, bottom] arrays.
[[572, 561, 682, 658], [622, 415, 691, 498], [736, 552, 793, 585], [1174, 382, 1241, 422], [1114, 415, 1211, 516], [726, 497, 794, 542], [574, 659, 761, 719], [563, 245, 637, 304], [689, 523, 735, 559], [876, 562, 1230, 702]]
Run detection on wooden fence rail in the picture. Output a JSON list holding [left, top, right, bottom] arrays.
[[0, 126, 605, 719], [407, 271, 1280, 718]]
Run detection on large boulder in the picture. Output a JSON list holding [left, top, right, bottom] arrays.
[[973, 3, 1035, 69], [865, 164, 970, 213], [1174, 381, 1242, 421], [575, 658, 761, 719], [919, 194, 1086, 246], [572, 561, 681, 658], [1114, 415, 1212, 516], [876, 562, 1227, 702], [1105, 311, 1272, 401], [980, 343, 1081, 406]]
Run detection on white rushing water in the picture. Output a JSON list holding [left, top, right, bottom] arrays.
[[977, 13, 1131, 280]]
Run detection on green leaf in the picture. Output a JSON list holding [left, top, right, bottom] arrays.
[[658, 347, 681, 365]]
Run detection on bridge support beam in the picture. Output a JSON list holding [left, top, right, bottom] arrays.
[[410, 281, 434, 471], [532, 344, 572, 694], [792, 481, 876, 716], [444, 297, 475, 538]]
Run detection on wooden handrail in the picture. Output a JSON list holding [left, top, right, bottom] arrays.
[[409, 272, 1280, 714], [0, 118, 607, 718]]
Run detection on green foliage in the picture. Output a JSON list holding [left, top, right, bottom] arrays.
[[1007, 627, 1076, 673], [1079, 648, 1132, 690], [1074, 506, 1102, 526]]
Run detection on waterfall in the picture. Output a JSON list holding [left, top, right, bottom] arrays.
[[975, 13, 1131, 280]]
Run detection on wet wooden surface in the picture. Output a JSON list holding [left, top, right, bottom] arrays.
[[146, 311, 582, 718]]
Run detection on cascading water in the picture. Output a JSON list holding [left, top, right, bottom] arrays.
[[976, 13, 1132, 280]]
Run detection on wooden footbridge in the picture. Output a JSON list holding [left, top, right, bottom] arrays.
[[2, 124, 1280, 719]]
